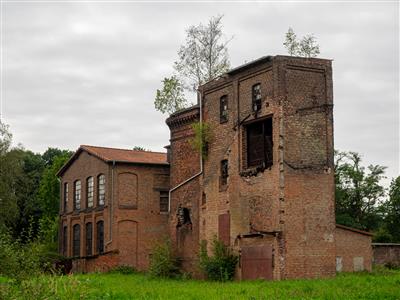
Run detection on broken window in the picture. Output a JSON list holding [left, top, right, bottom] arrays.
[[252, 83, 262, 112], [220, 159, 229, 186], [86, 222, 93, 256], [63, 226, 67, 256], [74, 180, 81, 210], [72, 224, 80, 257], [96, 220, 104, 254], [177, 206, 192, 227], [98, 174, 105, 206], [159, 191, 169, 213], [87, 177, 94, 208], [246, 117, 273, 168], [220, 95, 228, 123], [63, 183, 68, 212]]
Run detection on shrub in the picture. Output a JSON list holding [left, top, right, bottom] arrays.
[[149, 238, 180, 278], [199, 237, 238, 281], [108, 265, 136, 275], [190, 122, 212, 159]]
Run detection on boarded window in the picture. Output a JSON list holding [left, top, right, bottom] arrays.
[[74, 181, 81, 210], [72, 224, 80, 257], [218, 213, 230, 246], [98, 175, 105, 206], [160, 191, 169, 213], [86, 222, 93, 256], [246, 118, 273, 168], [118, 172, 138, 207], [63, 183, 68, 212], [220, 160, 229, 186], [87, 177, 94, 208], [97, 221, 104, 254], [220, 95, 228, 123], [63, 226, 67, 256], [252, 83, 262, 112]]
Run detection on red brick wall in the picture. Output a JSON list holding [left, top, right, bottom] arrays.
[[372, 244, 400, 266], [60, 150, 170, 273], [335, 226, 372, 272]]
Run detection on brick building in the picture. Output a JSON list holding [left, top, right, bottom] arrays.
[[59, 55, 372, 279]]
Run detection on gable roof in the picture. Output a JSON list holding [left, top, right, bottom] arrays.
[[57, 145, 168, 177], [336, 224, 373, 237]]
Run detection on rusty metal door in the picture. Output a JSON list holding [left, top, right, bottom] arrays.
[[241, 244, 273, 280]]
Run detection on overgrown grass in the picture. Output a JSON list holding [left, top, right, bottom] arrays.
[[1, 268, 399, 299]]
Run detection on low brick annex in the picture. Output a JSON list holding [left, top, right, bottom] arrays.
[[58, 55, 372, 279]]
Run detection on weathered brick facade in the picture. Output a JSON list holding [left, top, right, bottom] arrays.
[[59, 55, 372, 279]]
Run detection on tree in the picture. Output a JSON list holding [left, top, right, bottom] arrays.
[[154, 15, 231, 114], [154, 76, 187, 115], [283, 27, 320, 58], [385, 176, 400, 242], [335, 151, 386, 230]]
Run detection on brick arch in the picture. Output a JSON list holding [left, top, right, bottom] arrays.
[[117, 220, 138, 268], [117, 172, 138, 208]]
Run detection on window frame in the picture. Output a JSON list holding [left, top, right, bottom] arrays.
[[96, 220, 104, 255], [252, 83, 262, 112], [159, 190, 169, 213], [74, 180, 81, 210], [220, 95, 228, 123], [86, 177, 94, 208], [220, 159, 229, 187], [72, 224, 80, 257], [245, 117, 273, 169], [63, 182, 69, 212], [85, 222, 93, 256], [97, 174, 105, 206]]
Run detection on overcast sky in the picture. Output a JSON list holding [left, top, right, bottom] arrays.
[[1, 1, 399, 185]]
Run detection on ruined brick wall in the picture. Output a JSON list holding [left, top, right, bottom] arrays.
[[59, 150, 170, 272], [198, 55, 336, 280], [166, 107, 201, 274], [372, 244, 400, 266], [335, 226, 372, 272]]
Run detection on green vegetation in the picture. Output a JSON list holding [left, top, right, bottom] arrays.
[[149, 238, 180, 278], [190, 121, 213, 159], [1, 268, 399, 299]]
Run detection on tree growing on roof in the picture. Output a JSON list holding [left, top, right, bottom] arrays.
[[154, 15, 232, 115], [283, 27, 320, 58]]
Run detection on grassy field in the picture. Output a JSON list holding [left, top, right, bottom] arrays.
[[1, 268, 400, 299]]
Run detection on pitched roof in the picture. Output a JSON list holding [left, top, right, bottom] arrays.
[[336, 224, 373, 237], [57, 145, 168, 177]]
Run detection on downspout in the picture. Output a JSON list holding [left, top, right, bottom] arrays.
[[168, 89, 203, 212], [106, 160, 115, 246]]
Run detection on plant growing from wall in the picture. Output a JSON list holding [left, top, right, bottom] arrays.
[[199, 237, 238, 281], [190, 122, 212, 160]]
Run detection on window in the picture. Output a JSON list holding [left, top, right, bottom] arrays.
[[252, 83, 262, 112], [246, 118, 273, 168], [74, 180, 81, 210], [62, 226, 67, 256], [96, 221, 104, 254], [87, 177, 94, 208], [63, 183, 68, 212], [220, 95, 228, 123], [72, 224, 80, 257], [86, 222, 93, 256], [159, 191, 169, 213], [98, 175, 105, 206], [202, 192, 206, 205], [220, 160, 229, 186]]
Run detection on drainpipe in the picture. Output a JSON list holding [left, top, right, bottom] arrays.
[[168, 89, 203, 212], [106, 160, 115, 246]]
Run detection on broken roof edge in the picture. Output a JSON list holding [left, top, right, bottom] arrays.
[[336, 224, 374, 237], [56, 145, 168, 177]]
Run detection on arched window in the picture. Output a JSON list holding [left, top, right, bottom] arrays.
[[85, 222, 93, 256], [72, 224, 80, 257], [63, 183, 68, 212], [97, 174, 105, 206], [62, 226, 68, 257], [74, 180, 81, 210], [96, 220, 104, 254], [87, 177, 94, 208]]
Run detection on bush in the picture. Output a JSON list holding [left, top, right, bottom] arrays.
[[149, 238, 180, 278], [199, 237, 238, 281], [108, 265, 136, 275]]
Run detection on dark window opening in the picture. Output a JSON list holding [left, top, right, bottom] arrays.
[[177, 206, 192, 227], [72, 224, 80, 257], [246, 117, 273, 168], [63, 183, 68, 212], [63, 226, 67, 256], [96, 221, 104, 255], [220, 95, 228, 123], [85, 222, 93, 256], [160, 191, 169, 213], [202, 192, 206, 205], [74, 180, 81, 210], [220, 159, 229, 186], [252, 83, 262, 112]]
